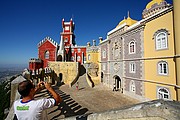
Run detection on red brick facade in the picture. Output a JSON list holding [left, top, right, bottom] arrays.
[[29, 58, 42, 71], [38, 39, 57, 68]]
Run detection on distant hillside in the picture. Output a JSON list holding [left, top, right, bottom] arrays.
[[0, 64, 26, 83]]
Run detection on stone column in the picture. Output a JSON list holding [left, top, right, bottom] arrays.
[[173, 0, 180, 101]]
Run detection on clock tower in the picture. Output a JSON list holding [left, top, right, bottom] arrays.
[[57, 18, 86, 64], [61, 18, 75, 47]]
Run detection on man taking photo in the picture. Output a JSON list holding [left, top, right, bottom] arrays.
[[13, 80, 62, 120]]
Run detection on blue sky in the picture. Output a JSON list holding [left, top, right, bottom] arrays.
[[0, 0, 172, 67]]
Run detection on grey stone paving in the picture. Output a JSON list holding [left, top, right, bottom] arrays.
[[60, 83, 139, 114], [36, 75, 139, 119]]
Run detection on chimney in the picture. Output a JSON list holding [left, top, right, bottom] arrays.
[[87, 42, 91, 47], [93, 40, 96, 46], [99, 37, 103, 43]]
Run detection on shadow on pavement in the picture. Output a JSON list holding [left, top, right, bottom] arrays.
[[35, 86, 89, 119]]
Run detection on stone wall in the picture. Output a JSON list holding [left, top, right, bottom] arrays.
[[48, 62, 79, 86], [63, 99, 180, 120]]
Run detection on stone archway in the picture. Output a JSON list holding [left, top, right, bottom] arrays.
[[113, 75, 121, 91], [57, 55, 63, 61]]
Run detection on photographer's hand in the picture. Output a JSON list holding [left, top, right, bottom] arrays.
[[44, 82, 62, 105], [34, 81, 44, 93]]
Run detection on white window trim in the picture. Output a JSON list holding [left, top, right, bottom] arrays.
[[157, 87, 170, 100], [129, 62, 136, 73], [71, 48, 74, 53], [45, 51, 49, 59], [65, 26, 70, 31], [157, 61, 168, 76], [78, 48, 81, 53], [130, 80, 136, 93], [102, 49, 106, 58], [77, 56, 81, 61], [129, 41, 136, 54], [155, 32, 168, 50]]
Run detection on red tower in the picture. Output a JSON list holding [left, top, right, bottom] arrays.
[[61, 18, 75, 47], [58, 18, 86, 64], [29, 18, 86, 71]]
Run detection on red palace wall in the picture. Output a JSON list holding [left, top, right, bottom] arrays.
[[70, 47, 86, 64], [29, 61, 42, 71], [38, 40, 57, 68]]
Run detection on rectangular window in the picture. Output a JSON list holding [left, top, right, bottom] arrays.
[[78, 48, 81, 53], [103, 64, 106, 71], [158, 61, 168, 75], [102, 50, 106, 58], [129, 62, 136, 73]]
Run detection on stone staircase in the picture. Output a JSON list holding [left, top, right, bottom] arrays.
[[44, 65, 90, 119], [71, 65, 89, 90]]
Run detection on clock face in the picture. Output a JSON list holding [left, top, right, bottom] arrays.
[[65, 26, 69, 30]]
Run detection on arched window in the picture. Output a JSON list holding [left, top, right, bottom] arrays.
[[129, 41, 136, 54], [77, 56, 81, 61], [71, 48, 74, 53], [130, 80, 136, 93], [158, 61, 168, 75], [64, 37, 68, 42], [158, 87, 170, 100], [78, 48, 81, 53], [102, 49, 106, 58], [71, 56, 74, 61], [155, 32, 168, 50], [88, 54, 91, 60], [44, 51, 49, 59]]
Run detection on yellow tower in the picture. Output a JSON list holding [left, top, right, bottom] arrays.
[[173, 0, 180, 101], [146, 0, 165, 9], [143, 0, 177, 100]]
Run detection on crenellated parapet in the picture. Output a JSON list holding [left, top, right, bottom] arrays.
[[29, 58, 42, 63], [37, 36, 58, 47]]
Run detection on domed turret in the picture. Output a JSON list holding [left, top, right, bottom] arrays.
[[116, 12, 137, 28], [142, 0, 170, 19], [146, 0, 164, 9]]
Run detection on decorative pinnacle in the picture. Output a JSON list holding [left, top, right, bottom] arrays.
[[127, 11, 130, 18]]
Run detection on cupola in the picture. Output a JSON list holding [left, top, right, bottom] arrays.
[[116, 12, 137, 28], [142, 0, 170, 19]]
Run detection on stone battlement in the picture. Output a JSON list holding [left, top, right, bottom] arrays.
[[37, 36, 58, 47]]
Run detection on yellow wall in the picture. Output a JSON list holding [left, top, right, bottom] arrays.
[[173, 0, 180, 101], [144, 12, 174, 58], [48, 62, 79, 85], [86, 51, 101, 85], [86, 52, 99, 64], [144, 11, 177, 100]]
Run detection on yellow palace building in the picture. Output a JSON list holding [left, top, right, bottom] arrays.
[[99, 0, 180, 101], [143, 0, 176, 100]]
